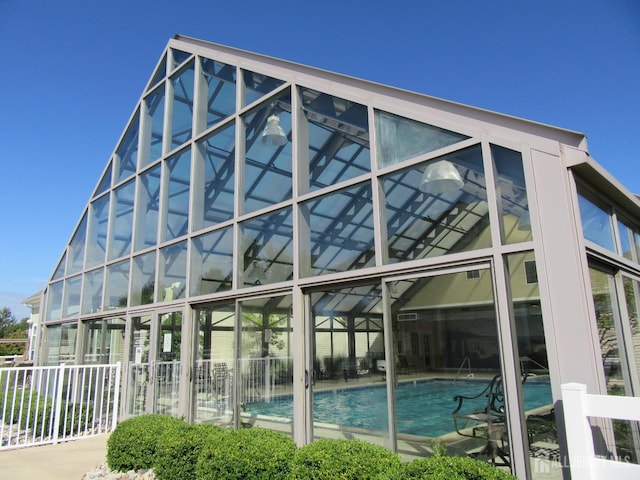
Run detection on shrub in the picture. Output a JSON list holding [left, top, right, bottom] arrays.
[[288, 438, 401, 479], [155, 422, 228, 480], [399, 455, 517, 479], [107, 414, 185, 472], [195, 427, 296, 480]]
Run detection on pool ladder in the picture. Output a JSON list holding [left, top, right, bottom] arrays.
[[452, 356, 474, 383]]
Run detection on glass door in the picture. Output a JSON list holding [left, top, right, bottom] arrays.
[[308, 282, 390, 445], [125, 310, 184, 417]]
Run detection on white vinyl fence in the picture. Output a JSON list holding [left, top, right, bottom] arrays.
[[0, 363, 121, 450], [561, 382, 640, 479]]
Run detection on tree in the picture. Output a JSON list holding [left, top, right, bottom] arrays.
[[0, 307, 28, 356]]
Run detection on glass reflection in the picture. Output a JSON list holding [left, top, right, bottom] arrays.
[[243, 91, 292, 214], [301, 182, 375, 277], [375, 110, 469, 168], [578, 192, 615, 252], [155, 311, 183, 416], [194, 302, 236, 425], [383, 145, 489, 263], [116, 110, 140, 183], [200, 58, 236, 131], [492, 145, 532, 243], [142, 85, 165, 167], [159, 241, 187, 302], [194, 123, 235, 231], [310, 284, 388, 443], [131, 251, 156, 307], [104, 259, 129, 310], [190, 227, 234, 296], [44, 322, 77, 365], [135, 165, 161, 251], [63, 275, 81, 318], [170, 60, 194, 149], [81, 268, 104, 314], [82, 318, 125, 364], [164, 148, 191, 241], [109, 179, 135, 260], [67, 214, 87, 275], [241, 207, 293, 287], [300, 87, 370, 192], [243, 70, 285, 106], [86, 195, 110, 268]]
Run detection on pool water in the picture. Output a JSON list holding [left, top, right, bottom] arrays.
[[246, 378, 552, 437]]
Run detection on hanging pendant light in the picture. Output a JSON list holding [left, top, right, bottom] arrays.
[[419, 160, 464, 194], [261, 114, 288, 147]]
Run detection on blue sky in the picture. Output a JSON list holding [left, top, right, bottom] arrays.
[[0, 0, 638, 319]]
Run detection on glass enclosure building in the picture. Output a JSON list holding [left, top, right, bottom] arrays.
[[35, 35, 640, 478]]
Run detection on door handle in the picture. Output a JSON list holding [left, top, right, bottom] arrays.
[[305, 370, 309, 389]]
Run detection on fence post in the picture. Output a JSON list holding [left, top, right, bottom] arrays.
[[51, 363, 66, 445], [111, 362, 122, 431], [561, 382, 595, 479]]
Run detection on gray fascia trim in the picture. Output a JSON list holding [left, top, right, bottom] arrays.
[[569, 152, 640, 217], [171, 35, 587, 149]]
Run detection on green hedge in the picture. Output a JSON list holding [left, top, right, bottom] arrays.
[[105, 415, 519, 480], [155, 422, 228, 480], [106, 414, 185, 472], [195, 427, 297, 480], [399, 455, 517, 479], [289, 438, 401, 480]]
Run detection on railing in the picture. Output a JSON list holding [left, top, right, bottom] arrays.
[[0, 363, 121, 450], [452, 356, 473, 383], [561, 382, 640, 479]]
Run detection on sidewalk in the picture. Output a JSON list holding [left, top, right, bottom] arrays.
[[0, 434, 110, 480]]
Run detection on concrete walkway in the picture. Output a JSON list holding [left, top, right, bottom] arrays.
[[0, 434, 110, 480]]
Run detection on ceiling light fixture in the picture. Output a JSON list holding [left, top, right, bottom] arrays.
[[419, 160, 464, 194], [261, 114, 288, 147]]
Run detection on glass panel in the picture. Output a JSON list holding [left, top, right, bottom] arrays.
[[590, 268, 625, 394], [130, 251, 156, 307], [301, 182, 375, 277], [300, 87, 370, 192], [104, 259, 129, 310], [44, 323, 77, 365], [115, 110, 140, 183], [492, 145, 532, 243], [135, 165, 161, 251], [108, 179, 135, 261], [46, 281, 64, 321], [239, 295, 293, 435], [243, 69, 285, 106], [618, 220, 634, 261], [63, 275, 81, 317], [164, 148, 191, 241], [194, 123, 235, 231], [190, 227, 234, 296], [309, 284, 388, 443], [82, 318, 125, 364], [201, 58, 236, 131], [52, 252, 66, 280], [383, 145, 490, 263], [390, 270, 514, 466], [94, 164, 112, 198], [623, 277, 640, 388], [241, 207, 293, 287], [159, 240, 187, 302], [141, 85, 165, 167], [194, 302, 235, 425], [86, 194, 110, 268], [148, 54, 166, 90], [243, 91, 292, 214], [155, 311, 182, 416], [127, 315, 151, 415], [81, 267, 104, 314], [578, 192, 615, 252], [171, 48, 191, 69], [506, 252, 556, 478], [375, 110, 469, 168], [67, 214, 87, 275], [170, 60, 194, 150]]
